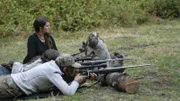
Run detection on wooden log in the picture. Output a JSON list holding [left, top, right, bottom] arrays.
[[100, 72, 139, 94]]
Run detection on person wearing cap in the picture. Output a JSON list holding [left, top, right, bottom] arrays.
[[0, 49, 60, 76], [0, 54, 87, 99], [86, 32, 111, 60], [82, 32, 123, 67]]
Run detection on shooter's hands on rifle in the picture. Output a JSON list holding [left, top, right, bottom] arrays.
[[74, 74, 88, 85], [89, 73, 97, 80]]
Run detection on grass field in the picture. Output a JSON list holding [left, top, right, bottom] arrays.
[[0, 19, 180, 101]]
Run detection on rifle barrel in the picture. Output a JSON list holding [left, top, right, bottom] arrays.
[[75, 57, 92, 62], [80, 58, 132, 65], [86, 64, 150, 75], [71, 52, 83, 57], [79, 63, 107, 69]]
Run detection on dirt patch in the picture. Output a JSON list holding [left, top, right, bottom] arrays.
[[115, 36, 157, 50], [118, 36, 136, 40], [141, 71, 159, 77], [150, 79, 175, 88], [137, 71, 176, 98], [142, 71, 175, 88], [119, 43, 156, 50]]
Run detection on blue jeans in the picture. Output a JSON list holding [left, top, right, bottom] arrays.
[[0, 66, 11, 76]]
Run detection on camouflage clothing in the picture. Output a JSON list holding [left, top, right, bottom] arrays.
[[0, 75, 24, 99]]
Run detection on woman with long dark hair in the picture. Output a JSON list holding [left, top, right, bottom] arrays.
[[23, 16, 58, 64]]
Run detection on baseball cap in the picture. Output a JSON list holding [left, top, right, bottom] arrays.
[[88, 32, 99, 48], [55, 54, 81, 68]]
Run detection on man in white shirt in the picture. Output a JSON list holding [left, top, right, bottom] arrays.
[[0, 49, 60, 75], [0, 54, 87, 99]]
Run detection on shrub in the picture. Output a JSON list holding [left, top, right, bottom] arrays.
[[152, 0, 180, 18], [0, 0, 179, 37]]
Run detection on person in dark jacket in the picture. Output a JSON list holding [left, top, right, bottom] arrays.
[[23, 16, 58, 64]]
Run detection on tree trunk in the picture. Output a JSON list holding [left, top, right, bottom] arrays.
[[100, 72, 139, 94]]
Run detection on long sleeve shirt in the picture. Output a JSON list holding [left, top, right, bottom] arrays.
[[11, 58, 43, 74], [11, 60, 79, 95], [23, 33, 58, 64]]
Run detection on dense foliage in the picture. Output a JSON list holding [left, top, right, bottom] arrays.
[[0, 0, 179, 37]]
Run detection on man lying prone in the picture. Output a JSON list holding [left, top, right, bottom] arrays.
[[0, 49, 60, 75], [0, 54, 90, 99]]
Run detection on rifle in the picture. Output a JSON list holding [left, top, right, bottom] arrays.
[[71, 52, 83, 57], [77, 64, 150, 77], [71, 45, 87, 57], [74, 57, 92, 62], [80, 63, 107, 69], [71, 51, 93, 62], [79, 58, 132, 65]]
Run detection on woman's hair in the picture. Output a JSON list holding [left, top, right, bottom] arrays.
[[33, 16, 49, 32], [33, 16, 48, 33], [33, 16, 53, 48]]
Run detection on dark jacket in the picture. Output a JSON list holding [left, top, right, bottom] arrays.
[[23, 33, 58, 64]]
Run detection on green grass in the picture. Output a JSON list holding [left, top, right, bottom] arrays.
[[0, 19, 180, 101]]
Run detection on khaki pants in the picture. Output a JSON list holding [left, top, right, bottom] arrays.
[[0, 75, 24, 99]]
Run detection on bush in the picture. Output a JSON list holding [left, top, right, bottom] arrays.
[[0, 0, 179, 37], [154, 0, 180, 18]]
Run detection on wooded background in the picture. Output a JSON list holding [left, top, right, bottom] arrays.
[[0, 1, 180, 100], [0, 0, 180, 37]]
